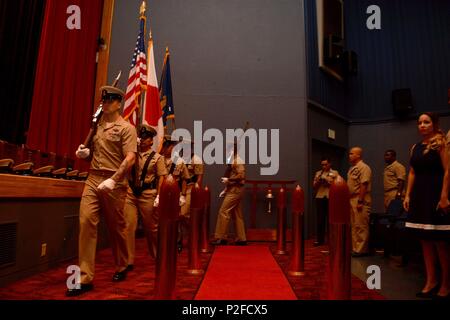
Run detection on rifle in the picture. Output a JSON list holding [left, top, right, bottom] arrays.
[[82, 71, 122, 148]]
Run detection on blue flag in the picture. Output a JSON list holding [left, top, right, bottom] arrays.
[[159, 50, 174, 127]]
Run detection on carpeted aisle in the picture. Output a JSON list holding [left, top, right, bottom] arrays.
[[195, 244, 297, 300]]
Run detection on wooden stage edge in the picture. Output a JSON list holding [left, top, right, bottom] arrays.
[[0, 174, 84, 198]]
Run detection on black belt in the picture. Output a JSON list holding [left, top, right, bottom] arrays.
[[130, 179, 157, 196]]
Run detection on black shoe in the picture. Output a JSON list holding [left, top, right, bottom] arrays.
[[66, 283, 94, 297], [126, 264, 134, 272], [177, 240, 183, 254], [313, 241, 323, 247], [416, 285, 440, 298], [234, 240, 247, 246], [112, 270, 127, 282], [432, 293, 450, 300], [210, 239, 227, 245]]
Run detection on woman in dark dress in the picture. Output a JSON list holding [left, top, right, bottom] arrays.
[[403, 112, 449, 299]]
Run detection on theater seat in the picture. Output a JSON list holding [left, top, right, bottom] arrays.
[[66, 170, 79, 180], [33, 165, 55, 177], [0, 158, 14, 173], [52, 167, 67, 179], [78, 172, 88, 181], [13, 162, 34, 175]]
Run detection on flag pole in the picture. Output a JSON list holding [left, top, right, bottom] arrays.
[[161, 47, 176, 134], [137, 1, 147, 130]]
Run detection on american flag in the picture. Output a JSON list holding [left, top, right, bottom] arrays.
[[122, 18, 147, 125]]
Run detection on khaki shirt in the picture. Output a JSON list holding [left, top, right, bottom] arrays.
[[314, 169, 339, 198], [383, 161, 406, 192], [165, 157, 190, 181], [227, 157, 245, 192], [186, 154, 204, 185], [91, 117, 137, 172], [347, 160, 372, 197], [137, 151, 168, 184]]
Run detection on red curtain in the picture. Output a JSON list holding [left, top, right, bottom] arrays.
[[27, 0, 103, 170]]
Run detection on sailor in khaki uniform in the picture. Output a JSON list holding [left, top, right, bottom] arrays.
[[68, 86, 137, 296], [124, 125, 167, 265], [178, 139, 204, 251], [383, 149, 406, 210], [161, 136, 190, 198], [212, 143, 247, 245], [347, 147, 372, 257], [313, 157, 339, 246]]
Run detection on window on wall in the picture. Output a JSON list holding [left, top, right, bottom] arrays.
[[316, 0, 345, 81]]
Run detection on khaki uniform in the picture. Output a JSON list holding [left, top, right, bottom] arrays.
[[383, 160, 406, 210], [165, 156, 190, 185], [79, 117, 137, 284], [180, 154, 204, 218], [124, 151, 167, 262], [214, 158, 246, 241], [347, 160, 372, 254], [313, 169, 339, 244]]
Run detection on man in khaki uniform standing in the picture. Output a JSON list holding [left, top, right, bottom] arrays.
[[313, 157, 339, 246], [212, 143, 247, 246], [124, 125, 167, 266], [347, 147, 372, 257], [383, 149, 406, 211], [67, 86, 137, 296]]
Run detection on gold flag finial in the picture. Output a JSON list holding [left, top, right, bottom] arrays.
[[166, 47, 169, 53], [140, 1, 146, 16]]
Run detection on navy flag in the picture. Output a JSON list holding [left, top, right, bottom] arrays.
[[159, 48, 174, 127]]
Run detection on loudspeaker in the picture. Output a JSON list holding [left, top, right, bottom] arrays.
[[342, 50, 357, 76], [392, 88, 413, 116]]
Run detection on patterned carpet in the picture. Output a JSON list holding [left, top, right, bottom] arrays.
[[0, 239, 384, 300]]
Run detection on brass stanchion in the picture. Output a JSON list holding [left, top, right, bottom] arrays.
[[275, 188, 287, 255], [154, 175, 180, 299], [200, 186, 211, 253], [288, 185, 305, 276], [187, 184, 205, 275], [328, 176, 351, 300]]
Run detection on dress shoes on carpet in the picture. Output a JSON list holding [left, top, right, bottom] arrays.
[[313, 241, 323, 247], [112, 270, 127, 282], [65, 283, 94, 297], [210, 239, 227, 245], [234, 240, 247, 246], [416, 285, 439, 298]]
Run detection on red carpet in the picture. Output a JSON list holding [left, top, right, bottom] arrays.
[[195, 244, 297, 300]]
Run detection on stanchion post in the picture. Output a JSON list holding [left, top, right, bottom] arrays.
[[187, 184, 205, 275], [289, 185, 305, 276], [275, 188, 287, 255], [328, 176, 351, 300], [200, 186, 211, 253], [154, 175, 180, 299]]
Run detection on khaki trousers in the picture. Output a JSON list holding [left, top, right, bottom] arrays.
[[384, 189, 398, 211], [124, 188, 158, 262], [79, 174, 128, 284], [350, 197, 370, 254], [214, 188, 246, 241], [180, 184, 193, 218]]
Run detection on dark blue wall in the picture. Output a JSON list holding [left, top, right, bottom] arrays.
[[305, 0, 348, 117], [306, 0, 450, 120]]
